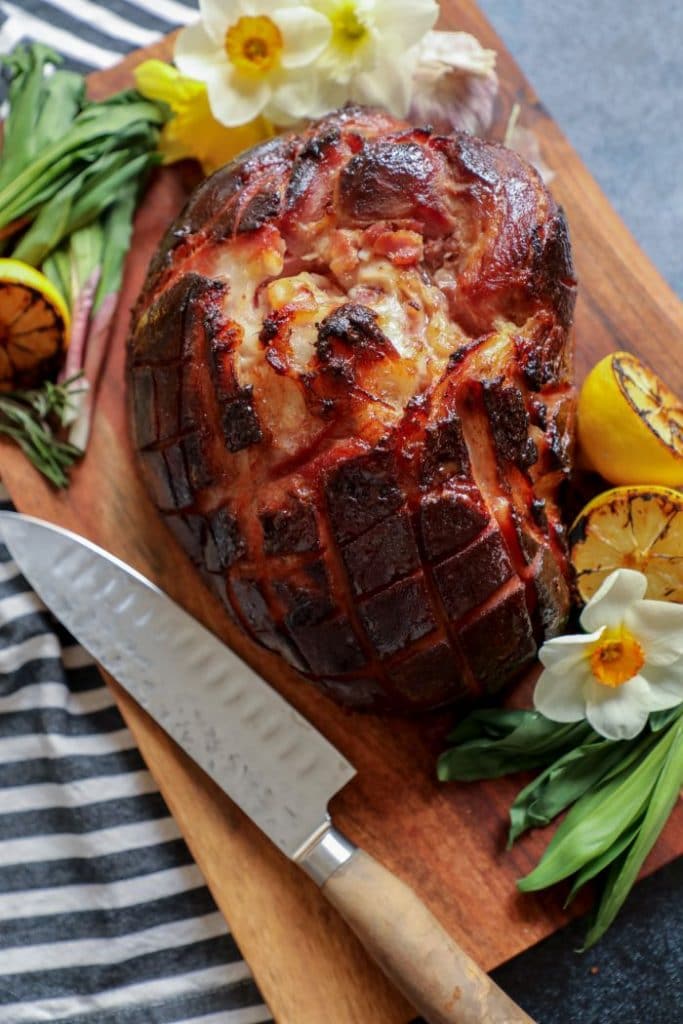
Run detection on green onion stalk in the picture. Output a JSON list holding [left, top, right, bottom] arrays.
[[0, 44, 167, 481], [438, 705, 683, 948]]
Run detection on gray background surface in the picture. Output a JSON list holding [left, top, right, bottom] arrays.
[[479, 0, 683, 298]]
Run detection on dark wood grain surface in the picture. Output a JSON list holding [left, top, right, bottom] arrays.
[[2, 3, 682, 1022]]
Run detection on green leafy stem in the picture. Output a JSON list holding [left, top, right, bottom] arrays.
[[0, 44, 167, 478], [437, 704, 683, 948], [0, 375, 86, 487]]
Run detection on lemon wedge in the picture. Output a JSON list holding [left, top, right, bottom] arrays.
[[0, 258, 70, 390], [577, 351, 683, 486], [570, 485, 683, 604]]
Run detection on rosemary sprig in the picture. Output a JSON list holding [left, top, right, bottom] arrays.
[[0, 374, 86, 487]]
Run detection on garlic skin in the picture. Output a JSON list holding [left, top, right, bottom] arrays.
[[409, 31, 499, 137], [504, 103, 555, 184]]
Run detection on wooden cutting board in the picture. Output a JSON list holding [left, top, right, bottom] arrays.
[[2, 2, 682, 1021]]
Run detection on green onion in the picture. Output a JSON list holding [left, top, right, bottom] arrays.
[[516, 728, 667, 891], [0, 43, 167, 483], [507, 734, 629, 845], [0, 92, 164, 233], [61, 183, 141, 448], [438, 704, 683, 948], [583, 711, 683, 947], [437, 709, 594, 781], [0, 45, 84, 188]]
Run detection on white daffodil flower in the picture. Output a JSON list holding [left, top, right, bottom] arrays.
[[174, 0, 331, 127], [534, 569, 683, 741], [308, 0, 439, 117], [409, 31, 498, 136]]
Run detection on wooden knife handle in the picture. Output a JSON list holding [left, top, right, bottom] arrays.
[[322, 850, 535, 1024]]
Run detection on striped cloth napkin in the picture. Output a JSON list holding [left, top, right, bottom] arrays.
[[0, 4, 277, 1022], [0, 0, 198, 74], [0, 482, 273, 1022]]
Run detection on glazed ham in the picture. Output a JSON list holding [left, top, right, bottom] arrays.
[[127, 106, 577, 713]]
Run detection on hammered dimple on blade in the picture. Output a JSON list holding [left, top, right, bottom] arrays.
[[0, 513, 356, 857]]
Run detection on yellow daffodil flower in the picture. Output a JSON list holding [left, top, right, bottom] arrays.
[[134, 59, 272, 175]]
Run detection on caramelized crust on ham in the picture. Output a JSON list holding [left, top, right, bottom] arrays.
[[127, 107, 577, 713]]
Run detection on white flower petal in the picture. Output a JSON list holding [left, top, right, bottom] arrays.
[[266, 71, 327, 123], [626, 599, 683, 666], [372, 0, 438, 49], [580, 569, 648, 633], [243, 0, 294, 15], [533, 666, 589, 723], [537, 629, 604, 673], [641, 662, 683, 707], [174, 20, 223, 81], [273, 7, 331, 68], [352, 52, 418, 117], [584, 675, 652, 740], [326, 35, 379, 83], [205, 65, 270, 126], [292, 74, 347, 118], [198, 0, 237, 43]]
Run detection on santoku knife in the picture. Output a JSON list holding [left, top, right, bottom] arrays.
[[0, 512, 534, 1024]]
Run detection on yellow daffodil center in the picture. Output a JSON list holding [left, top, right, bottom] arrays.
[[330, 3, 369, 56], [589, 626, 645, 688], [225, 15, 283, 75]]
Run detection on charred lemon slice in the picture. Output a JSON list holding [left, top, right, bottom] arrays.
[[577, 351, 683, 486], [0, 258, 70, 389], [570, 485, 683, 603]]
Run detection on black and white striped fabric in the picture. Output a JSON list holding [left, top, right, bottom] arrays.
[[0, 490, 272, 1022], [0, 4, 275, 1020], [0, 0, 197, 76]]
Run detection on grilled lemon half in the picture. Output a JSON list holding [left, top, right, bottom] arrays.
[[570, 485, 683, 604], [578, 351, 683, 486], [0, 258, 70, 390]]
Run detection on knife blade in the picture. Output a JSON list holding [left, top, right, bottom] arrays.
[[0, 512, 534, 1024]]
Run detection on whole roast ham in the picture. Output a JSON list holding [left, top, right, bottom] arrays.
[[127, 106, 577, 713]]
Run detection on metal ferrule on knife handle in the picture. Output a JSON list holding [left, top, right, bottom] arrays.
[[294, 819, 356, 885], [0, 513, 536, 1024]]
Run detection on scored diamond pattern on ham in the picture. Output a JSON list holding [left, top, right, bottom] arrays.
[[128, 106, 577, 713]]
